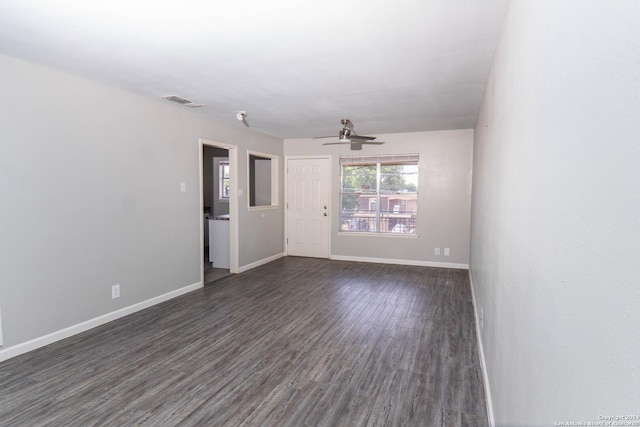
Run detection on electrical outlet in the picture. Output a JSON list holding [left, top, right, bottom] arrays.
[[444, 248, 450, 256], [435, 248, 441, 256], [112, 284, 120, 299]]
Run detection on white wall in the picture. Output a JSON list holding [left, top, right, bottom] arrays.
[[0, 54, 284, 353], [470, 1, 640, 425], [253, 159, 272, 206], [285, 129, 473, 267]]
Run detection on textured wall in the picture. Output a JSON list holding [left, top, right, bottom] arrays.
[[0, 55, 283, 351], [470, 1, 640, 425], [285, 129, 473, 267]]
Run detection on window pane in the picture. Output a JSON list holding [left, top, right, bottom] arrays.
[[379, 194, 417, 234], [219, 162, 230, 200], [341, 165, 377, 193], [340, 193, 377, 232], [222, 179, 230, 198], [380, 164, 418, 194], [339, 157, 418, 235]]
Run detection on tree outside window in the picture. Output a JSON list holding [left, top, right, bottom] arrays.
[[340, 155, 418, 234]]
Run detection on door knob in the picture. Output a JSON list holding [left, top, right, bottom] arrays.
[[323, 212, 328, 216], [324, 205, 327, 210]]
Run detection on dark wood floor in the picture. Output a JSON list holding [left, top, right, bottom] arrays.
[[203, 246, 231, 284], [0, 257, 487, 426]]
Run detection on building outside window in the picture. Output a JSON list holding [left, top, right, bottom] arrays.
[[339, 154, 418, 234]]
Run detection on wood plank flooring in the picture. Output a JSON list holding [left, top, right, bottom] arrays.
[[203, 247, 231, 284], [0, 257, 487, 426]]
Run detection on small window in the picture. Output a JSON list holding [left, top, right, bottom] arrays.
[[340, 154, 418, 234], [218, 159, 230, 200], [248, 151, 279, 208]]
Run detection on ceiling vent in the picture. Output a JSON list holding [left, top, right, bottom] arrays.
[[161, 95, 203, 108]]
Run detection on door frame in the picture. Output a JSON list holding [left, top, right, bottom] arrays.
[[199, 138, 239, 282], [284, 155, 332, 258]]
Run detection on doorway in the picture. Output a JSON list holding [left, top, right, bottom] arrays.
[[286, 157, 331, 258], [199, 139, 239, 285]]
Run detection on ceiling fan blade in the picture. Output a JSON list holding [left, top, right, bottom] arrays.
[[322, 142, 351, 145], [313, 135, 339, 139], [350, 135, 376, 141], [361, 141, 385, 145]]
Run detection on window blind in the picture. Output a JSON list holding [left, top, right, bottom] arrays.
[[339, 154, 419, 166]]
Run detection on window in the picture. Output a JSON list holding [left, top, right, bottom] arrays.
[[218, 159, 230, 200], [340, 154, 418, 234]]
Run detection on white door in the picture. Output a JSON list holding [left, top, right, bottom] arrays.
[[287, 158, 331, 258]]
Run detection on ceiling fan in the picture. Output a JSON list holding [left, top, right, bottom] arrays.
[[314, 119, 385, 150]]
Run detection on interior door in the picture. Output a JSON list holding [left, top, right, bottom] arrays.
[[287, 158, 330, 258]]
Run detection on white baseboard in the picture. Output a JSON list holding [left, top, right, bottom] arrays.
[[237, 252, 285, 273], [468, 271, 495, 426], [330, 254, 469, 270], [0, 281, 202, 363]]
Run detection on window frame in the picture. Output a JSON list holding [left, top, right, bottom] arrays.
[[218, 159, 230, 201], [339, 154, 419, 236]]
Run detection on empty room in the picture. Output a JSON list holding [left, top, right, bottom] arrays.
[[1, 1, 639, 426]]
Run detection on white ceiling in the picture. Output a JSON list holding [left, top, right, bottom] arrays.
[[0, 0, 509, 139]]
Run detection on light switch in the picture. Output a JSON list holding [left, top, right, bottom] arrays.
[[238, 189, 244, 196], [444, 248, 450, 256], [180, 182, 187, 192]]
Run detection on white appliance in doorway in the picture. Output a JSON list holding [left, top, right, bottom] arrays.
[[209, 216, 230, 268]]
